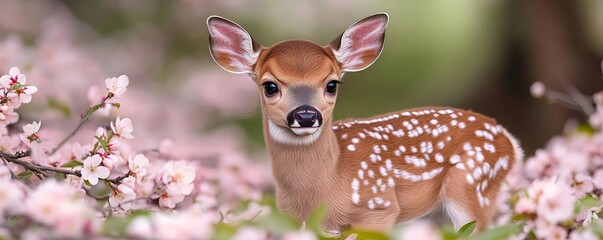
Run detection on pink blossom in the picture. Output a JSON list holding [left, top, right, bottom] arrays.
[[127, 217, 153, 239], [282, 230, 317, 240], [576, 206, 601, 226], [105, 75, 129, 98], [535, 180, 575, 223], [110, 116, 134, 139], [515, 197, 537, 214], [109, 183, 136, 210], [534, 222, 567, 240], [593, 169, 603, 189], [161, 160, 196, 195], [22, 121, 40, 136], [150, 205, 215, 239], [397, 221, 442, 240], [80, 155, 110, 185], [157, 184, 185, 209], [0, 67, 25, 89], [569, 229, 599, 240], [128, 154, 149, 176], [572, 174, 594, 196], [231, 227, 267, 240], [29, 140, 61, 166], [0, 179, 24, 217]]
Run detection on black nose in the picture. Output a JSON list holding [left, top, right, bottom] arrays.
[[287, 105, 322, 128]]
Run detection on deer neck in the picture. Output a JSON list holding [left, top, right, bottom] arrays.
[[263, 116, 340, 195]]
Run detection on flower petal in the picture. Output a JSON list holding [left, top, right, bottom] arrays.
[[88, 176, 99, 185], [95, 166, 110, 179]]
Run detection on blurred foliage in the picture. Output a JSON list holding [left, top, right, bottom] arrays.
[[51, 0, 509, 146]]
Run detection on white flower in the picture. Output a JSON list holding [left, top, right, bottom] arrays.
[[16, 85, 37, 103], [105, 75, 129, 98], [0, 67, 26, 89], [129, 154, 149, 176], [80, 155, 110, 185], [161, 160, 196, 195], [22, 121, 41, 135], [110, 116, 134, 139], [536, 180, 575, 223], [109, 184, 136, 210], [397, 220, 442, 240]]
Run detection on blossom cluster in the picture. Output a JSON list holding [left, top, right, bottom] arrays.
[[0, 67, 271, 239], [0, 64, 602, 239]]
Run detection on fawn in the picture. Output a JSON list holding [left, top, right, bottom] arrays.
[[206, 13, 523, 232]]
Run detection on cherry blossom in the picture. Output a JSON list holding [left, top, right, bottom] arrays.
[[396, 220, 442, 240], [110, 116, 134, 139], [109, 183, 136, 210], [0, 67, 26, 89], [105, 75, 129, 98], [160, 160, 196, 195], [80, 155, 111, 185], [22, 120, 40, 143], [128, 154, 149, 176], [157, 183, 185, 209]]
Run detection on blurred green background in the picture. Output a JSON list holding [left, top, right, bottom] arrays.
[[2, 0, 603, 154]]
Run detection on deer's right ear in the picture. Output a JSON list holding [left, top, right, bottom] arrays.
[[207, 16, 261, 74]]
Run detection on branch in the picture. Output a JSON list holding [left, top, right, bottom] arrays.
[[0, 151, 71, 178], [108, 171, 132, 184], [0, 150, 131, 185], [0, 156, 16, 179], [50, 94, 112, 155]]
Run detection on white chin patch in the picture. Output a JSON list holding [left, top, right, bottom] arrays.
[[291, 127, 319, 136], [268, 120, 322, 145]]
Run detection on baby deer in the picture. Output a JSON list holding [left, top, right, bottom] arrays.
[[207, 13, 523, 232]]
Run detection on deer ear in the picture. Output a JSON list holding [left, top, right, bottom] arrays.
[[330, 13, 389, 72], [207, 16, 261, 74]]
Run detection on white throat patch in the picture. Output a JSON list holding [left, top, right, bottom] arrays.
[[268, 120, 322, 145]]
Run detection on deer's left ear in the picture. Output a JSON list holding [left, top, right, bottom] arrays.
[[329, 13, 389, 72]]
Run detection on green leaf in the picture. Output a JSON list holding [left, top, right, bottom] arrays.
[[16, 171, 33, 180], [576, 123, 596, 135], [47, 98, 72, 118], [61, 160, 83, 168], [592, 220, 603, 237], [457, 221, 477, 237], [101, 217, 129, 237], [111, 102, 120, 108], [468, 224, 521, 240], [306, 203, 328, 234], [575, 195, 601, 214], [213, 223, 238, 240], [84, 180, 92, 187]]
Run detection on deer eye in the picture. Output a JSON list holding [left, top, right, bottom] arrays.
[[326, 80, 340, 94], [263, 81, 279, 97]]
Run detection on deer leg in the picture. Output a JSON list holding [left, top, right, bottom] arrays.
[[349, 205, 400, 232], [441, 156, 495, 231]]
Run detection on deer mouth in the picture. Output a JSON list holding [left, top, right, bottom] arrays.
[[267, 120, 322, 145], [289, 119, 320, 136]]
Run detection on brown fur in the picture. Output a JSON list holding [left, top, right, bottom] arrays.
[[207, 16, 522, 232]]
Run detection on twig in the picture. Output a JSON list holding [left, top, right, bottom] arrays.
[[1, 153, 76, 177], [0, 150, 131, 185], [0, 156, 16, 179], [108, 171, 132, 184], [50, 94, 111, 155]]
